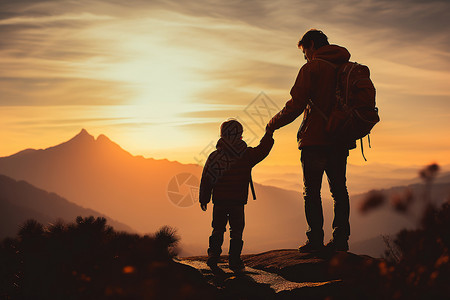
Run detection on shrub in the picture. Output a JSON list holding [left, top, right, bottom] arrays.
[[0, 217, 182, 299], [358, 164, 450, 299]]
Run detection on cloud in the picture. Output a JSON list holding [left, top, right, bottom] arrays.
[[11, 117, 129, 126], [178, 106, 243, 120], [3, 0, 449, 49], [2, 0, 449, 106], [0, 77, 134, 105], [153, 0, 450, 71], [0, 12, 114, 25], [199, 59, 297, 93], [1, 0, 449, 166]]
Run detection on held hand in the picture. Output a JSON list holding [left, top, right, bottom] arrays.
[[200, 203, 207, 211], [265, 124, 274, 135]]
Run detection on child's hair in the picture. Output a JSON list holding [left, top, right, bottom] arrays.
[[220, 119, 243, 141]]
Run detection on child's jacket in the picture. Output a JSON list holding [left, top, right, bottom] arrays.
[[199, 132, 274, 206]]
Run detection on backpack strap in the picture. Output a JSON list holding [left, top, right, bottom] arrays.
[[314, 58, 338, 69], [360, 138, 367, 161], [249, 172, 256, 200], [307, 98, 328, 122], [307, 59, 339, 122]]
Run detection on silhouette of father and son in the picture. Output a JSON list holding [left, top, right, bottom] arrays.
[[199, 29, 378, 272]]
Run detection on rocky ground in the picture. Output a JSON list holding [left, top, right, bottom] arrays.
[[178, 249, 383, 299]]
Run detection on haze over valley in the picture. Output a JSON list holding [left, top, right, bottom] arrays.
[[1, 129, 449, 257]]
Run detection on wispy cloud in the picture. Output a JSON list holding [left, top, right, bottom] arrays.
[[11, 117, 129, 126], [0, 77, 134, 105], [0, 12, 114, 25], [0, 0, 449, 165]]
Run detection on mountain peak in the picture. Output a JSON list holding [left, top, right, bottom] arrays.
[[95, 133, 133, 158], [78, 128, 91, 137], [96, 134, 110, 143], [62, 128, 95, 147], [75, 128, 94, 138]]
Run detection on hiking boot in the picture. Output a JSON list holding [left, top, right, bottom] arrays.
[[298, 240, 324, 253], [229, 239, 245, 272], [325, 239, 349, 252], [229, 258, 245, 272], [207, 257, 219, 269]]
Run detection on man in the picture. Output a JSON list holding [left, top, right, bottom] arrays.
[[266, 29, 355, 252]]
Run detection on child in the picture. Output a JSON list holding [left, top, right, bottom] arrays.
[[199, 119, 274, 271]]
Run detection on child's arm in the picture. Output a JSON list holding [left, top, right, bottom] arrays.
[[248, 129, 274, 167]]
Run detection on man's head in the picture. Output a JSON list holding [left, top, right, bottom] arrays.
[[298, 29, 329, 61], [220, 119, 243, 141]]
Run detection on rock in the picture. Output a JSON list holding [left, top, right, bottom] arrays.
[[243, 249, 380, 282], [180, 249, 382, 299]]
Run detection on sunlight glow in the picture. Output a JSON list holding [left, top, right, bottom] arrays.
[[1, 3, 449, 167], [78, 14, 219, 126]]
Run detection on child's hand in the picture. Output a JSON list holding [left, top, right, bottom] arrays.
[[200, 203, 208, 211]]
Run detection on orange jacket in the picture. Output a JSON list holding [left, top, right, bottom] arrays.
[[268, 44, 354, 149]]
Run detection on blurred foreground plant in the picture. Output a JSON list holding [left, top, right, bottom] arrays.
[[0, 217, 190, 299], [358, 163, 449, 299]]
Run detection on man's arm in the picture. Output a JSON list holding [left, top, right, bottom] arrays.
[[248, 130, 275, 167], [267, 63, 312, 131]]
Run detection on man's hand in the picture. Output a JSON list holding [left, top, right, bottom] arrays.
[[200, 203, 207, 211]]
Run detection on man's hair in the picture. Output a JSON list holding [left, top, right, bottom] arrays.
[[298, 29, 329, 50], [220, 119, 243, 141]]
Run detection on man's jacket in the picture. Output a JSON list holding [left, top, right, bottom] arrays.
[[199, 132, 274, 206], [268, 44, 355, 149]]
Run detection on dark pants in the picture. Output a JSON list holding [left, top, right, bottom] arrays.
[[208, 204, 245, 260], [301, 146, 350, 244]]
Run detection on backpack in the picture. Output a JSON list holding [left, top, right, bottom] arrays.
[[311, 60, 380, 160]]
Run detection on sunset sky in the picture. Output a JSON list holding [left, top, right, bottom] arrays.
[[1, 0, 449, 168]]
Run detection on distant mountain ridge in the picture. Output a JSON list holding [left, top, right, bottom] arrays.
[[253, 163, 450, 196], [1, 129, 449, 257], [0, 174, 134, 239], [0, 129, 206, 254]]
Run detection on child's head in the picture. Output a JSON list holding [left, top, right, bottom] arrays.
[[220, 119, 243, 141]]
